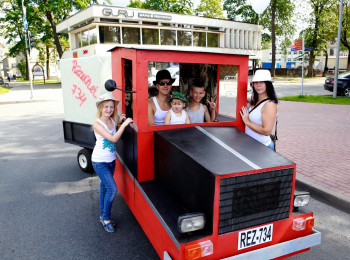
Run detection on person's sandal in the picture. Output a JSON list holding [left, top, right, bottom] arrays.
[[102, 220, 115, 233], [100, 216, 116, 227]]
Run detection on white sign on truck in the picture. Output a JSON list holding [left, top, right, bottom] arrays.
[[60, 55, 112, 125]]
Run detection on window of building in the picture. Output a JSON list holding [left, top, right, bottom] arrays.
[[89, 28, 97, 44], [122, 27, 140, 44], [177, 31, 192, 46], [160, 29, 176, 45], [207, 33, 219, 47], [81, 30, 89, 47], [193, 32, 206, 47], [99, 26, 121, 44], [142, 28, 159, 45], [178, 24, 191, 29], [121, 20, 139, 24], [162, 23, 176, 27], [330, 48, 334, 56], [208, 27, 220, 31], [100, 18, 119, 23], [142, 21, 159, 26]]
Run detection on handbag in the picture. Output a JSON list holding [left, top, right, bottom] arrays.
[[270, 119, 278, 151]]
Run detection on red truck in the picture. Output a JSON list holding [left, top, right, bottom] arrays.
[[63, 46, 321, 260]]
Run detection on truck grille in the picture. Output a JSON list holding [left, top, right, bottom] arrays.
[[219, 168, 293, 235]]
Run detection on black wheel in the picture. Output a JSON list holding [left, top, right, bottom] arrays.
[[344, 87, 350, 97], [77, 148, 93, 173]]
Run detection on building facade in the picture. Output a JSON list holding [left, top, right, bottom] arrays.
[[57, 4, 262, 59]]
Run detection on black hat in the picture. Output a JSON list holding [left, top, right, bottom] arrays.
[[153, 69, 176, 86]]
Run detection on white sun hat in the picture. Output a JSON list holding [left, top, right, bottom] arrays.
[[250, 69, 274, 83], [96, 92, 120, 108]]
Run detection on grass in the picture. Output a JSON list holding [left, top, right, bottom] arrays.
[[15, 78, 61, 84], [280, 95, 350, 105], [0, 86, 12, 95]]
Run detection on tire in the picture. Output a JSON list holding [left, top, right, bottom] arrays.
[[344, 87, 350, 97], [77, 148, 93, 173]]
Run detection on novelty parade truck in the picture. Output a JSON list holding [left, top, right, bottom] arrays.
[[58, 4, 321, 260]]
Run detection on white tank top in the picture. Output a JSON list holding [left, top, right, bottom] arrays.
[[186, 103, 204, 123], [153, 96, 169, 125], [169, 109, 187, 124], [246, 100, 272, 146], [92, 118, 117, 162]]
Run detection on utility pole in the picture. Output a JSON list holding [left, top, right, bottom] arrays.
[[301, 38, 305, 96], [333, 0, 344, 98], [22, 1, 34, 99]]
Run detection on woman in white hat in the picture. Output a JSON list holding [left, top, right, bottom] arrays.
[[91, 92, 133, 233], [240, 69, 278, 150]]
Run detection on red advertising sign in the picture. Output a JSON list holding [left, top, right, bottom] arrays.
[[294, 39, 303, 50]]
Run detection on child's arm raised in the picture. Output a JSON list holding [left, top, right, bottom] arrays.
[[94, 118, 133, 143], [207, 98, 216, 122]]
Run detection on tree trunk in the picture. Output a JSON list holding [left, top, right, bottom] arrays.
[[322, 50, 329, 77], [253, 59, 257, 74], [43, 1, 63, 58], [307, 50, 314, 77], [271, 0, 276, 77], [347, 49, 350, 71], [46, 45, 50, 79]]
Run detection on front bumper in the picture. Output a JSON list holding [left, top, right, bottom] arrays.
[[164, 229, 321, 260], [324, 84, 333, 92], [221, 229, 321, 260]]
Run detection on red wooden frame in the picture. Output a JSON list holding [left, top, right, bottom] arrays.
[[110, 47, 317, 260]]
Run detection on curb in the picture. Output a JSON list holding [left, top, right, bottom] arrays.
[[296, 176, 350, 214], [0, 99, 57, 105]]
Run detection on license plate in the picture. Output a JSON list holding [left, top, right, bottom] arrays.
[[238, 224, 273, 250]]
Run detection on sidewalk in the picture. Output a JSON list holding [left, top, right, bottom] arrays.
[[0, 81, 62, 104], [1, 82, 350, 213], [277, 101, 350, 213]]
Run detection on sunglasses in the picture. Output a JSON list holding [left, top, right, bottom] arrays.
[[158, 80, 173, 86]]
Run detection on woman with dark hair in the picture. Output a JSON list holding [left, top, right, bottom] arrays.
[[240, 70, 278, 150]]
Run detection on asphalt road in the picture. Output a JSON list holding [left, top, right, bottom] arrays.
[[1, 80, 349, 260], [0, 100, 158, 260]]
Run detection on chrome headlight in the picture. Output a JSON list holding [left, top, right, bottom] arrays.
[[294, 191, 310, 208], [178, 213, 205, 233]]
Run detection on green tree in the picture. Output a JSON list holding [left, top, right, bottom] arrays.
[[17, 59, 27, 78], [0, 0, 38, 80], [339, 0, 350, 70], [303, 0, 337, 77], [196, 0, 225, 18], [223, 0, 258, 23], [223, 0, 295, 76], [129, 0, 142, 8], [128, 0, 193, 14], [30, 0, 100, 59]]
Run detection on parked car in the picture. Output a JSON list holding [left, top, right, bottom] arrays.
[[324, 71, 350, 97]]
